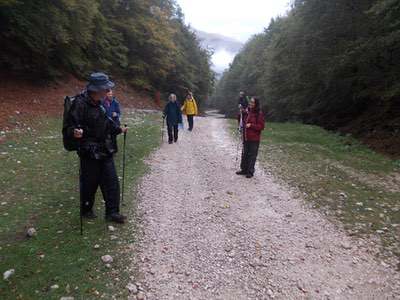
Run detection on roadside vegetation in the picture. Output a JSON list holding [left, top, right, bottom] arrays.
[[0, 111, 160, 299], [233, 121, 400, 265], [215, 0, 400, 156]]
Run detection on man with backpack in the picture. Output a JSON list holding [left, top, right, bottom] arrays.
[[63, 73, 128, 224]]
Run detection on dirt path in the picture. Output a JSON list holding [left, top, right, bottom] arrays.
[[132, 113, 400, 299]]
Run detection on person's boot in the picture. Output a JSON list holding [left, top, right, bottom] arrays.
[[246, 173, 254, 178], [81, 210, 97, 219], [168, 140, 173, 144], [236, 170, 246, 175], [106, 213, 126, 224]]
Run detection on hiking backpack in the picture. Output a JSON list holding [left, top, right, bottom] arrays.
[[62, 95, 80, 151]]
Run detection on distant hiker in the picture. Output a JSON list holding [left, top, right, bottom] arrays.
[[181, 92, 198, 131], [238, 91, 249, 131], [102, 89, 121, 126], [163, 93, 183, 144], [238, 91, 249, 110], [102, 89, 122, 151], [65, 73, 128, 224], [236, 97, 265, 178]]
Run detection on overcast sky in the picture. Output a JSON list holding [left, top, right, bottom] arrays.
[[176, 0, 291, 42]]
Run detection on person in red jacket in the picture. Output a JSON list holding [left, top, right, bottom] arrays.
[[236, 97, 265, 178]]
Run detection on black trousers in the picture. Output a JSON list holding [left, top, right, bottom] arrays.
[[167, 124, 179, 142], [240, 141, 260, 175], [187, 115, 194, 131], [80, 156, 120, 216]]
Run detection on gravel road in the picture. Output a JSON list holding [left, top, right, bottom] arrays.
[[132, 113, 400, 300]]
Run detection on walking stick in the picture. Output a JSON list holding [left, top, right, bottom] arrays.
[[236, 109, 244, 167], [121, 124, 127, 206], [77, 125, 83, 236], [79, 159, 83, 236], [161, 117, 165, 143]]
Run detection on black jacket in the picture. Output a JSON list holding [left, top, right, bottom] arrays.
[[67, 93, 122, 159], [239, 96, 249, 109], [163, 101, 183, 126]]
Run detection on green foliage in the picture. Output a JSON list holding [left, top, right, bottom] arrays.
[[0, 0, 214, 104], [213, 0, 400, 132], [0, 112, 160, 299], [230, 120, 400, 261]]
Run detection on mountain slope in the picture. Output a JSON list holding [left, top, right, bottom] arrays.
[[195, 30, 243, 74], [195, 30, 243, 53]]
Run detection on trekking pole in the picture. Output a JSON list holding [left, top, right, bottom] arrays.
[[77, 124, 83, 236], [236, 109, 243, 166], [236, 130, 241, 164], [161, 116, 165, 143], [121, 124, 127, 206], [79, 159, 83, 236]]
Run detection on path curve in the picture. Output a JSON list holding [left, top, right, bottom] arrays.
[[132, 114, 400, 299]]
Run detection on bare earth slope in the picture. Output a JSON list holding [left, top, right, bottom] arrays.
[[132, 113, 400, 299]]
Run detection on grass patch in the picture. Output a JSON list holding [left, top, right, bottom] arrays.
[[232, 121, 400, 263], [0, 110, 161, 299]]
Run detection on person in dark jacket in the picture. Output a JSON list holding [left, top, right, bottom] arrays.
[[238, 91, 249, 110], [102, 89, 121, 126], [236, 97, 265, 178], [163, 93, 183, 144], [66, 73, 128, 224], [102, 89, 122, 151], [238, 91, 249, 131]]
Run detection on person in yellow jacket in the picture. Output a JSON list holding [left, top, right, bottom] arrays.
[[181, 92, 198, 131]]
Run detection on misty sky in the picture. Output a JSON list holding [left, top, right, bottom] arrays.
[[177, 0, 291, 42]]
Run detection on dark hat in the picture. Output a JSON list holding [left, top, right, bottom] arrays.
[[87, 72, 115, 92]]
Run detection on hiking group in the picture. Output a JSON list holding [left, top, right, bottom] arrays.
[[162, 91, 199, 144], [62, 72, 265, 229]]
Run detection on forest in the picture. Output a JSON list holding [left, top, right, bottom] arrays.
[[212, 0, 400, 156], [0, 0, 214, 103]]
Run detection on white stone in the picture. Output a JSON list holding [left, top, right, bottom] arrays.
[[127, 283, 138, 294], [101, 255, 113, 263], [341, 242, 352, 250], [3, 269, 15, 280], [26, 227, 37, 237], [136, 291, 146, 300]]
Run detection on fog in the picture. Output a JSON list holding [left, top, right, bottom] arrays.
[[177, 0, 290, 73], [177, 0, 290, 42], [212, 49, 236, 73]]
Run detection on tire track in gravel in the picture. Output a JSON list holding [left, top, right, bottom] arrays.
[[131, 113, 400, 300]]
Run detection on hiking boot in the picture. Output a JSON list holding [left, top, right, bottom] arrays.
[[246, 174, 254, 179], [82, 210, 97, 219], [106, 213, 126, 224], [236, 171, 246, 175], [168, 141, 173, 144]]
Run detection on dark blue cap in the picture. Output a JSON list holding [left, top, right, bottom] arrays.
[[87, 72, 115, 92]]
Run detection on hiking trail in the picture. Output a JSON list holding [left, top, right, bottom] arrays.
[[130, 112, 400, 299]]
